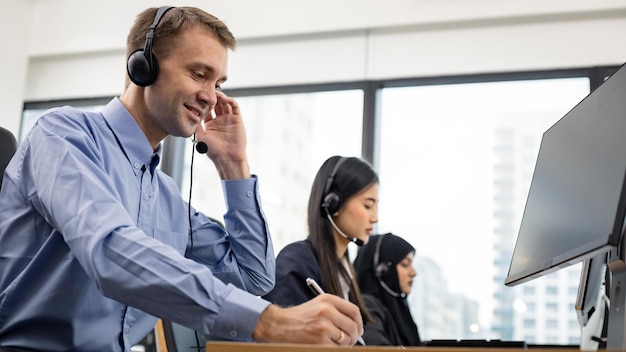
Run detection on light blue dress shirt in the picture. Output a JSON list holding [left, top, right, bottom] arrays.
[[0, 98, 275, 351]]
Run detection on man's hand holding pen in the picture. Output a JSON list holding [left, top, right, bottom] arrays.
[[253, 292, 364, 346], [307, 277, 367, 346]]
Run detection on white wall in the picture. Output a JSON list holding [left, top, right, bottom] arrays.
[[2, 0, 626, 137], [1, 0, 35, 136]]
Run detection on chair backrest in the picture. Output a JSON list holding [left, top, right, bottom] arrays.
[[0, 126, 18, 188], [154, 319, 208, 352]]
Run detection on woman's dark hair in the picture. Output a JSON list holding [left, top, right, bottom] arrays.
[[307, 155, 378, 322]]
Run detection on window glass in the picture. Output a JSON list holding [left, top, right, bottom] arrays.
[[377, 78, 590, 342], [180, 90, 364, 252]]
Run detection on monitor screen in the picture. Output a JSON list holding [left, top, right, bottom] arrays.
[[505, 62, 626, 287]]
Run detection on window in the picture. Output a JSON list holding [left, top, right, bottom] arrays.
[[524, 319, 535, 328], [376, 77, 590, 341], [180, 90, 364, 252]]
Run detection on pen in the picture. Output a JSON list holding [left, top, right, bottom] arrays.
[[306, 277, 367, 346]]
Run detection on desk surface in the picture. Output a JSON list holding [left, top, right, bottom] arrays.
[[205, 341, 585, 351]]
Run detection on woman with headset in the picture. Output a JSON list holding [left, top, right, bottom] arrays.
[[353, 233, 422, 346], [262, 156, 378, 344]]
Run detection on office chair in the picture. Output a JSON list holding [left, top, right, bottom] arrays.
[[0, 126, 18, 189], [154, 319, 208, 352]]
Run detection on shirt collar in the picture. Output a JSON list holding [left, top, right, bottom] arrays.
[[101, 97, 162, 173]]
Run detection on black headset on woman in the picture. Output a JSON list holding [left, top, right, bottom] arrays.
[[373, 234, 406, 298]]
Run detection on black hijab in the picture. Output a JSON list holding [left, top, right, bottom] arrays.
[[354, 233, 421, 346]]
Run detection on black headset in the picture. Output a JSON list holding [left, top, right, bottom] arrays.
[[127, 6, 175, 87], [321, 157, 347, 214], [373, 234, 388, 278], [373, 234, 406, 298]]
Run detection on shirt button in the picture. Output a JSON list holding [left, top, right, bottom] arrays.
[[134, 162, 141, 169], [246, 191, 253, 198], [229, 329, 238, 338]]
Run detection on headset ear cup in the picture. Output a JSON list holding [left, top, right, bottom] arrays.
[[127, 49, 158, 87], [322, 191, 342, 214], [375, 263, 388, 278]]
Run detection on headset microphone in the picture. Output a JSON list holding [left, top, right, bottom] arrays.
[[379, 276, 406, 298], [195, 141, 208, 154], [325, 212, 364, 246]]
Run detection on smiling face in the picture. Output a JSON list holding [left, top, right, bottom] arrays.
[[332, 182, 379, 249], [134, 25, 229, 146], [397, 251, 417, 295]]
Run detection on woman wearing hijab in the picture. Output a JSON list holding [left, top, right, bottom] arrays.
[[353, 233, 421, 346]]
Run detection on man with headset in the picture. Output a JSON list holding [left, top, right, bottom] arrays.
[[0, 6, 362, 351]]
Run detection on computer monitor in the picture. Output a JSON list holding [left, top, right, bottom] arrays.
[[505, 62, 626, 349]]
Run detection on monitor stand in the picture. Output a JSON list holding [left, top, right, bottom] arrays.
[[606, 253, 626, 349], [580, 285, 607, 350]]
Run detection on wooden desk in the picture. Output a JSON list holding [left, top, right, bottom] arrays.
[[205, 341, 587, 351]]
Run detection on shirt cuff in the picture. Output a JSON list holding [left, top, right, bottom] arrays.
[[221, 175, 260, 210], [212, 286, 271, 341]]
